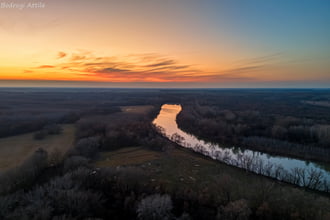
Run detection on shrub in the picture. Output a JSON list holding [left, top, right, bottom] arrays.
[[222, 199, 251, 220], [115, 167, 148, 192], [75, 137, 100, 158], [137, 194, 173, 220], [63, 156, 89, 172], [0, 148, 48, 195], [0, 192, 23, 218], [33, 124, 62, 140], [44, 124, 63, 135], [49, 148, 65, 167]]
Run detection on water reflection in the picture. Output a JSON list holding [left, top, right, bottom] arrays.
[[153, 104, 330, 191]]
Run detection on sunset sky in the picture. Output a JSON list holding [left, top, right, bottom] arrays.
[[0, 0, 329, 88]]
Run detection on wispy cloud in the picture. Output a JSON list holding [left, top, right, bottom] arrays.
[[213, 52, 284, 79], [37, 65, 55, 69], [220, 65, 265, 75], [23, 70, 34, 74], [145, 59, 176, 68], [99, 67, 128, 73], [30, 51, 280, 82], [57, 52, 67, 59], [32, 51, 204, 82], [235, 53, 283, 65]]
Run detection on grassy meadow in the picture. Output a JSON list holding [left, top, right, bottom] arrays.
[[0, 124, 75, 171]]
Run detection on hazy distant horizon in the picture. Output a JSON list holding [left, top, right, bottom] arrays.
[[1, 0, 329, 87], [0, 80, 329, 89]]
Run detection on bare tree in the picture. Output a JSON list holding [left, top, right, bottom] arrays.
[[137, 194, 173, 220]]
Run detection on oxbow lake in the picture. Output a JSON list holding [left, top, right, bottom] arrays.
[[153, 104, 330, 191]]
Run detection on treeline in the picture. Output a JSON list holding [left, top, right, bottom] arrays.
[[170, 133, 330, 192], [0, 106, 122, 138], [73, 105, 171, 157], [0, 88, 166, 138], [34, 124, 63, 140], [1, 89, 330, 219], [242, 136, 330, 162], [3, 161, 329, 219], [1, 105, 330, 219], [1, 122, 330, 219], [177, 101, 330, 162]]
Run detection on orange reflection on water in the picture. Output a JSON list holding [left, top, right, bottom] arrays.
[[152, 104, 182, 136]]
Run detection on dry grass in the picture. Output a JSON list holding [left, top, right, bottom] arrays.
[[94, 145, 235, 190], [120, 105, 154, 114], [95, 147, 160, 167], [0, 124, 75, 171], [95, 145, 238, 185], [94, 145, 330, 215]]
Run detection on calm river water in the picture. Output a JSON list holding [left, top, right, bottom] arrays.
[[153, 104, 330, 190]]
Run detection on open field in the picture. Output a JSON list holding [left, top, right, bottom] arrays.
[[95, 146, 259, 192], [95, 145, 330, 206], [93, 146, 330, 219], [95, 147, 161, 167], [120, 105, 154, 114], [0, 124, 75, 171]]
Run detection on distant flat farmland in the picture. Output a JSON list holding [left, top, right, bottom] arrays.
[[0, 124, 75, 171], [120, 105, 154, 114], [303, 100, 330, 107]]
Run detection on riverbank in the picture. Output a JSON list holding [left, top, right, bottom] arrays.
[[177, 111, 330, 164], [153, 104, 330, 192]]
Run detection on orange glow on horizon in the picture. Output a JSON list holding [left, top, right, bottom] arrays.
[[0, 1, 329, 87]]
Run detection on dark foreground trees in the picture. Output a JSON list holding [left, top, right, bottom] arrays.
[[0, 148, 48, 195], [1, 89, 330, 219], [137, 194, 173, 220], [1, 135, 330, 219]]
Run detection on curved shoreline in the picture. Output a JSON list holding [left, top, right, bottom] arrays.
[[153, 104, 330, 192]]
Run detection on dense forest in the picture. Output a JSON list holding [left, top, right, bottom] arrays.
[[176, 89, 330, 162], [0, 88, 330, 219]]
